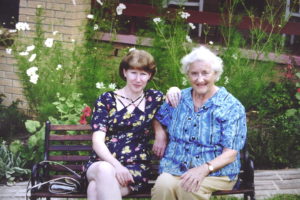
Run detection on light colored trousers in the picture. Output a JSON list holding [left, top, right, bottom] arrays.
[[151, 172, 237, 200]]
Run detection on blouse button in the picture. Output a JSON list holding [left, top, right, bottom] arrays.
[[188, 117, 192, 120], [196, 155, 199, 159]]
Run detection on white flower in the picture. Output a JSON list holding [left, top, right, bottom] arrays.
[[224, 76, 229, 85], [209, 41, 214, 45], [188, 23, 196, 30], [26, 66, 38, 76], [179, 11, 190, 19], [108, 83, 116, 90], [37, 5, 42, 8], [26, 45, 35, 52], [87, 14, 94, 19], [96, 82, 105, 89], [96, 0, 103, 5], [129, 47, 136, 52], [0, 29, 3, 35], [15, 22, 30, 31], [56, 64, 62, 70], [44, 38, 54, 48], [28, 54, 36, 62], [186, 35, 192, 43], [53, 31, 58, 35], [71, 39, 75, 43], [19, 51, 29, 56], [232, 54, 238, 60], [93, 24, 99, 30], [153, 17, 162, 24], [9, 29, 17, 33], [182, 77, 188, 86], [30, 74, 39, 84], [6, 48, 12, 55], [116, 3, 126, 15]]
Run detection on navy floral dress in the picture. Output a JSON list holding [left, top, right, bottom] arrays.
[[84, 89, 163, 193]]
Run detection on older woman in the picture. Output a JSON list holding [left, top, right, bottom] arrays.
[[151, 46, 247, 200], [84, 49, 166, 200]]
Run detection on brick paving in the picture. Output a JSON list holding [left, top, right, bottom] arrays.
[[0, 169, 299, 200]]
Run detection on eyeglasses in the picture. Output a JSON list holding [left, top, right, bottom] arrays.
[[188, 71, 214, 80]]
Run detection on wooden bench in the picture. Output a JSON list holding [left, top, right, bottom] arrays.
[[30, 121, 255, 200]]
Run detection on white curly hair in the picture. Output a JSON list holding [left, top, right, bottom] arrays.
[[181, 46, 224, 81]]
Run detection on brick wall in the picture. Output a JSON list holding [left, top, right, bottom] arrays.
[[0, 0, 91, 109]]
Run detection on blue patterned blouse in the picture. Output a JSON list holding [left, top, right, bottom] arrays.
[[155, 87, 247, 180]]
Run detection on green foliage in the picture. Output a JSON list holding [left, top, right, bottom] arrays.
[[48, 92, 87, 125], [148, 9, 193, 92], [215, 0, 286, 110], [217, 32, 276, 109], [24, 120, 45, 163], [76, 1, 130, 106], [10, 7, 82, 121], [6, 120, 45, 167], [267, 194, 300, 200], [247, 80, 300, 169], [0, 141, 30, 184], [0, 94, 29, 140]]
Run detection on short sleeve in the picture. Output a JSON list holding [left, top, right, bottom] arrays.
[[220, 104, 247, 151], [155, 101, 174, 127], [91, 92, 110, 132]]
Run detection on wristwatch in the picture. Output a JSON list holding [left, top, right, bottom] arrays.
[[206, 162, 214, 173]]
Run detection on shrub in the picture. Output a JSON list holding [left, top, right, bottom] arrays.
[[247, 80, 300, 169], [0, 94, 29, 140], [0, 141, 30, 184]]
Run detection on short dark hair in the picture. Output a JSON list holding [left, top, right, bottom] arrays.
[[119, 50, 156, 81]]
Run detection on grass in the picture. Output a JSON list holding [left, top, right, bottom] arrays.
[[124, 194, 300, 200]]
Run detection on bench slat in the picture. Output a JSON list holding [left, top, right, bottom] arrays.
[[48, 155, 89, 161], [48, 164, 83, 171], [49, 134, 92, 141], [212, 188, 254, 195], [50, 124, 92, 131], [49, 145, 92, 151]]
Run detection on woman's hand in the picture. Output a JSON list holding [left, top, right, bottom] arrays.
[[180, 164, 210, 192], [114, 163, 135, 187], [152, 119, 168, 158], [152, 131, 168, 158], [166, 87, 181, 107]]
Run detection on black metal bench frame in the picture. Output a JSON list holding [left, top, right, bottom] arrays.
[[30, 121, 255, 200]]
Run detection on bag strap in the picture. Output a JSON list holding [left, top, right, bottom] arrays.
[[39, 160, 81, 179]]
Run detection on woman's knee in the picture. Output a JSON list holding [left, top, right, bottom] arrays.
[[87, 161, 115, 181]]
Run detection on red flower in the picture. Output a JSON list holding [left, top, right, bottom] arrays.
[[297, 88, 300, 93], [79, 106, 91, 124], [287, 64, 293, 70], [285, 72, 293, 79], [82, 106, 91, 117], [79, 115, 87, 125]]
